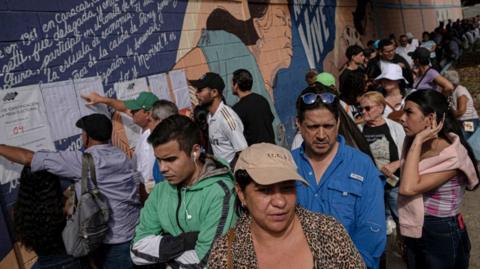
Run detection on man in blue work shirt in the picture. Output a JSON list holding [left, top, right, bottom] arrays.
[[0, 114, 141, 269], [291, 87, 386, 269]]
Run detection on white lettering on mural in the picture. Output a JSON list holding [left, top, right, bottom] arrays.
[[294, 0, 331, 68], [1, 0, 178, 89]]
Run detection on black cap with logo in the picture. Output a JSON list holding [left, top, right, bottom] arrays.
[[189, 72, 225, 93]]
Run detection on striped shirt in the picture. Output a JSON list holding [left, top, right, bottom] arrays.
[[424, 173, 466, 217], [207, 101, 247, 163]]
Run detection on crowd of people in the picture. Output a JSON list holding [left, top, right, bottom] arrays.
[[1, 16, 480, 269]]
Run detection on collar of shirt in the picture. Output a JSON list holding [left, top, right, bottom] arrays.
[[207, 100, 225, 123], [84, 144, 114, 153], [297, 135, 346, 192]]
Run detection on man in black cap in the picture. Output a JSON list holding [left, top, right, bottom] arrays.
[[190, 72, 247, 165], [0, 113, 141, 269], [81, 91, 159, 191]]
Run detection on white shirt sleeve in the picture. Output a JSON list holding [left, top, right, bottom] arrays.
[[222, 109, 248, 152], [134, 130, 155, 183]]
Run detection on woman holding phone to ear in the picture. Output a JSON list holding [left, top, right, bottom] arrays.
[[398, 90, 479, 269]]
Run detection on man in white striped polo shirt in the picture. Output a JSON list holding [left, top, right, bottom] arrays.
[[191, 72, 247, 166]]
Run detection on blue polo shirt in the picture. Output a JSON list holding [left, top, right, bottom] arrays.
[[292, 135, 386, 269], [152, 160, 165, 183]]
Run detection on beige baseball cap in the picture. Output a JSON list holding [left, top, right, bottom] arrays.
[[234, 143, 309, 186]]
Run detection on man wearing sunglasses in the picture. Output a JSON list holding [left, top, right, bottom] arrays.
[[292, 89, 386, 269]]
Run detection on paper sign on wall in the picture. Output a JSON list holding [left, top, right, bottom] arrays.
[[0, 85, 55, 184], [149, 73, 171, 101], [40, 80, 82, 141], [74, 76, 110, 118], [169, 69, 191, 109]]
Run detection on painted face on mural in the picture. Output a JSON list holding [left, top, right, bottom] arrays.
[[256, 5, 292, 57], [253, 4, 293, 87]]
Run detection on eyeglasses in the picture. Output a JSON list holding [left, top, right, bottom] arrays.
[[359, 105, 377, 112], [300, 92, 337, 105]]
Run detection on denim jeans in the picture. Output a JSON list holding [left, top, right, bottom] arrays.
[[32, 255, 87, 269], [459, 118, 480, 140], [92, 241, 133, 269], [404, 214, 471, 269], [385, 186, 399, 223]]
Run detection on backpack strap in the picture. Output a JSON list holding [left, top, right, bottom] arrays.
[[226, 229, 235, 269], [414, 67, 432, 89]]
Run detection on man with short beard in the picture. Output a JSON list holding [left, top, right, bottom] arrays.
[[191, 72, 247, 166]]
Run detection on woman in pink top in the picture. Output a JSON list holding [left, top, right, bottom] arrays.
[[398, 90, 479, 269]]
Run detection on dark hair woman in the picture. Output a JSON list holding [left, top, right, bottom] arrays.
[[14, 167, 87, 269], [398, 90, 479, 269]]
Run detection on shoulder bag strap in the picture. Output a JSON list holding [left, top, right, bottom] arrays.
[[81, 153, 98, 194], [226, 229, 236, 269], [81, 153, 89, 194], [414, 67, 431, 89]]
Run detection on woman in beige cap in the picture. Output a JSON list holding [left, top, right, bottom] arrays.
[[207, 143, 365, 269]]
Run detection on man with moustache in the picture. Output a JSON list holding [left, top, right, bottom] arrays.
[[291, 88, 386, 269]]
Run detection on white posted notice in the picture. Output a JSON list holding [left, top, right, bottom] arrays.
[[0, 85, 55, 184], [169, 70, 191, 109], [74, 76, 110, 118], [115, 77, 149, 100], [149, 73, 171, 101], [40, 80, 83, 141]]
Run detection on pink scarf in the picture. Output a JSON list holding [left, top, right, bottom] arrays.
[[398, 133, 479, 238]]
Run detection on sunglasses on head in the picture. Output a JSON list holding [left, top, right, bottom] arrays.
[[300, 92, 337, 105]]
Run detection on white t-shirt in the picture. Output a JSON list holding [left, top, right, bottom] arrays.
[[207, 101, 248, 163], [410, 38, 419, 48], [396, 44, 415, 67], [133, 128, 155, 183], [452, 85, 479, 121]]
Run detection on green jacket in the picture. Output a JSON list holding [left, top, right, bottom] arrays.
[[131, 157, 236, 267]]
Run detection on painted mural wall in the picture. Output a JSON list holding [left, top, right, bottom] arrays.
[[0, 0, 463, 267]]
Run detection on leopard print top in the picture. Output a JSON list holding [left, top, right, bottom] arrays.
[[207, 206, 366, 269]]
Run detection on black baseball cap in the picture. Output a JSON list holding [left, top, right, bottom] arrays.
[[408, 47, 430, 60], [189, 72, 225, 93], [75, 114, 112, 142]]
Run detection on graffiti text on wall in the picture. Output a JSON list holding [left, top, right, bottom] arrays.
[[0, 0, 183, 93], [293, 0, 335, 69]]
